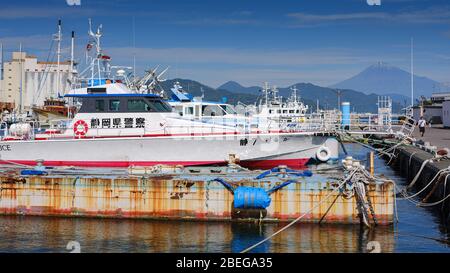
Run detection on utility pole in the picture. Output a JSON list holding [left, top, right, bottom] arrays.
[[411, 37, 414, 107]]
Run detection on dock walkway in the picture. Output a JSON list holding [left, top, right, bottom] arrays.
[[411, 126, 450, 150]]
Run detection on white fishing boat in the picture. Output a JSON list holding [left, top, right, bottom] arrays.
[[256, 83, 309, 123]]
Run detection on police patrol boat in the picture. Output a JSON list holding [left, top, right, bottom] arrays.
[[0, 82, 338, 169]]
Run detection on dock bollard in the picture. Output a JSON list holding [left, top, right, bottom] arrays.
[[366, 152, 375, 176]]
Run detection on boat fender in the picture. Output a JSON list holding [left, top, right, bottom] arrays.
[[437, 148, 449, 157], [316, 146, 331, 162], [234, 187, 271, 209]]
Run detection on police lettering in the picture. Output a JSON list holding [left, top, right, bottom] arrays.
[[0, 145, 11, 152], [124, 118, 134, 128], [102, 118, 111, 128], [136, 118, 146, 128], [90, 117, 147, 129], [112, 118, 121, 128], [91, 118, 100, 129]]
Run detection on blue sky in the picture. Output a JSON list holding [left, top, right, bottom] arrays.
[[1, 0, 450, 88]]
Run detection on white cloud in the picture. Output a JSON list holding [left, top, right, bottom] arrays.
[[106, 46, 386, 67], [287, 6, 450, 26], [171, 18, 264, 26], [102, 46, 409, 87], [0, 35, 52, 51], [0, 7, 95, 19]]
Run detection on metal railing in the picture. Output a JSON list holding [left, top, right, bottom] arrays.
[[0, 112, 412, 141]]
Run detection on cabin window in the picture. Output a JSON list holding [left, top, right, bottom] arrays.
[[128, 99, 150, 112], [277, 110, 281, 114], [88, 87, 107, 94], [109, 100, 120, 112], [202, 105, 225, 117], [149, 100, 172, 112], [185, 107, 194, 115], [220, 105, 237, 115], [174, 106, 183, 116], [289, 110, 295, 114], [195, 105, 201, 117], [95, 100, 105, 112]]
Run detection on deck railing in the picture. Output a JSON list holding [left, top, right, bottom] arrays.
[[0, 112, 413, 141]]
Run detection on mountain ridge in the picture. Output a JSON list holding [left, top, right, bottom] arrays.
[[162, 78, 404, 113], [329, 62, 440, 99], [218, 81, 261, 95]]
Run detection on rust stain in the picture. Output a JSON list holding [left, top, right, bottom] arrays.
[[0, 175, 395, 225]]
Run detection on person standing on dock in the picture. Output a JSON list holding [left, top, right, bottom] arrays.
[[418, 116, 427, 137]]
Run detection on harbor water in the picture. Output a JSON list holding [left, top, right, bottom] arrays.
[[0, 144, 448, 253]]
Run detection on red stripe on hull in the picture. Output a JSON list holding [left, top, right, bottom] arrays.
[[240, 158, 310, 170], [7, 158, 310, 170]]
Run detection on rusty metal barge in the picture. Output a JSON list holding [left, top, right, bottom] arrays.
[[0, 164, 395, 225]]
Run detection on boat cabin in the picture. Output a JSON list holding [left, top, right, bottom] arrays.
[[69, 94, 172, 114]]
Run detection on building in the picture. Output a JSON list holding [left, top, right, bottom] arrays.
[[431, 92, 450, 105], [443, 101, 450, 128], [413, 105, 443, 124], [0, 51, 71, 112], [412, 92, 450, 124]]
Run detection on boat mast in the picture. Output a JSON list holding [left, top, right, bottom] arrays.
[[70, 31, 75, 83], [132, 16, 136, 80], [263, 82, 269, 107], [97, 26, 101, 83], [88, 19, 104, 85], [68, 30, 75, 119], [55, 19, 62, 99], [271, 85, 279, 104], [291, 86, 298, 103]]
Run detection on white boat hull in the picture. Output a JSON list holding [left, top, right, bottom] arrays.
[[0, 133, 339, 169]]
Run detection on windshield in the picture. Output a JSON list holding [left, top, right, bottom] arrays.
[[220, 104, 237, 115], [202, 105, 225, 116]]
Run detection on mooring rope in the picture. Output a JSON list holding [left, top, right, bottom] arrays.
[[402, 167, 450, 200], [412, 173, 450, 207], [406, 158, 435, 190], [240, 168, 359, 254]]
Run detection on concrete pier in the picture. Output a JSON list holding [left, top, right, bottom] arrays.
[[411, 126, 450, 150], [389, 127, 450, 219]]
